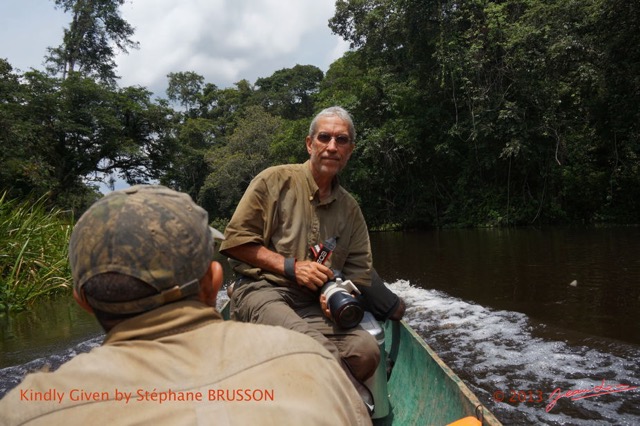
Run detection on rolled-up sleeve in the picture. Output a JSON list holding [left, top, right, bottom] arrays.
[[220, 174, 270, 254]]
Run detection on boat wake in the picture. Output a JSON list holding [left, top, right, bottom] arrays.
[[386, 280, 640, 425]]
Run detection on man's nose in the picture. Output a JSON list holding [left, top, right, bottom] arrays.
[[326, 139, 339, 150]]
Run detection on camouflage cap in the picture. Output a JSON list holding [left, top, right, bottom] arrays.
[[69, 185, 224, 314]]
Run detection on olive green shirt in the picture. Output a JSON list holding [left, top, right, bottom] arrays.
[[220, 161, 372, 287]]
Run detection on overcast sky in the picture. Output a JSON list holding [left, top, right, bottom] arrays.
[[0, 0, 350, 97]]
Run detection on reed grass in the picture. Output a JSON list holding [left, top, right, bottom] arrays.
[[0, 192, 73, 311]]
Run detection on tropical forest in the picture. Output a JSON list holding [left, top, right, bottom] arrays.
[[1, 0, 639, 308]]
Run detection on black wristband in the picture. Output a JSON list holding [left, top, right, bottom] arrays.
[[284, 257, 296, 281]]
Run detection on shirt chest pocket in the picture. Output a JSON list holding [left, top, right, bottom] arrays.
[[327, 243, 349, 271]]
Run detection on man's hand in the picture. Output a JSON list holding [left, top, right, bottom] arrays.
[[389, 297, 406, 321], [294, 260, 334, 291], [221, 243, 334, 292], [319, 294, 331, 319]]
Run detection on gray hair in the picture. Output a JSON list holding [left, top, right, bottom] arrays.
[[308, 106, 356, 143]]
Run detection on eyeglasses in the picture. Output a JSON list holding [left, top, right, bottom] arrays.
[[316, 132, 351, 146]]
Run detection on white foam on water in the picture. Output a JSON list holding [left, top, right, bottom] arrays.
[[386, 280, 640, 425]]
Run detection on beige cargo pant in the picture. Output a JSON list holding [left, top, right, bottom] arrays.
[[230, 279, 380, 382]]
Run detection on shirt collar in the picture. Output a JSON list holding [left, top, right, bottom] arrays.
[[103, 300, 222, 344], [302, 160, 340, 205]]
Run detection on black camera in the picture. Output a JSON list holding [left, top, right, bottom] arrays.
[[320, 275, 364, 329]]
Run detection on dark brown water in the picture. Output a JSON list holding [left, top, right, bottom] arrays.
[[1, 226, 639, 424], [370, 227, 640, 346], [0, 295, 103, 368]]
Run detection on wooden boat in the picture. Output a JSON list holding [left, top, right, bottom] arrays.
[[375, 320, 502, 425], [221, 302, 501, 425]]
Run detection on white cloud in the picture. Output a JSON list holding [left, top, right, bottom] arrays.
[[0, 0, 349, 96], [114, 0, 347, 95]]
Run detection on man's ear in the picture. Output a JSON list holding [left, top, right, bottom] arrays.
[[199, 261, 223, 306], [73, 288, 94, 313], [305, 135, 313, 154]]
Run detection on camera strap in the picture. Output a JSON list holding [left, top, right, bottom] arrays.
[[310, 236, 338, 265]]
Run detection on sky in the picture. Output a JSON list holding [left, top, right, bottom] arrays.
[[0, 0, 351, 97]]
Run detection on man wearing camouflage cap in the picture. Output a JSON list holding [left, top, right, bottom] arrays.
[[0, 185, 371, 425]]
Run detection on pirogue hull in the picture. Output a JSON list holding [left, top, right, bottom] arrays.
[[376, 320, 501, 425]]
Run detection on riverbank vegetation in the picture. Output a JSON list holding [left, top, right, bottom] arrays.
[[0, 193, 72, 311], [0, 0, 638, 305]]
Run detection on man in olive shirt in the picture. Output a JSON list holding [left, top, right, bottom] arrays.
[[220, 107, 380, 388]]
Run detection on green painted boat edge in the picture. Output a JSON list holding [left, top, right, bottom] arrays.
[[220, 302, 502, 425], [380, 320, 502, 425]]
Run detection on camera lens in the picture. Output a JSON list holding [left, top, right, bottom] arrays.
[[329, 292, 364, 329]]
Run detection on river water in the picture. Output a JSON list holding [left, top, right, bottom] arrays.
[[1, 227, 639, 424], [370, 227, 640, 425]]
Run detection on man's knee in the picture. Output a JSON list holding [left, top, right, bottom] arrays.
[[343, 331, 380, 382], [231, 280, 283, 323]]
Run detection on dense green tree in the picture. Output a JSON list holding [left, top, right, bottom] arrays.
[[327, 10, 444, 227], [1, 0, 168, 210], [200, 79, 257, 136], [0, 66, 173, 211], [161, 65, 324, 207], [159, 74, 261, 202], [160, 72, 213, 200], [254, 64, 324, 120], [327, 0, 640, 226], [0, 60, 55, 201], [166, 71, 205, 115], [268, 118, 310, 166], [159, 117, 217, 201], [201, 106, 282, 218], [46, 0, 138, 85], [592, 0, 640, 220]]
